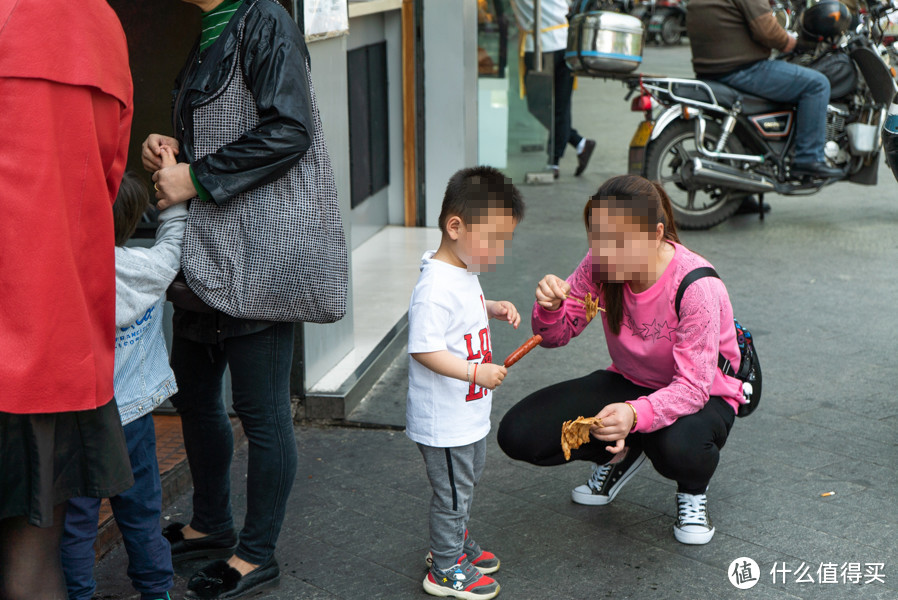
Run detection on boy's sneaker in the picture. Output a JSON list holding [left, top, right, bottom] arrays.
[[673, 492, 715, 545], [571, 450, 646, 505], [425, 530, 500, 574], [423, 556, 500, 599]]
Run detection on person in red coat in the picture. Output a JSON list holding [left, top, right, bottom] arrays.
[[0, 1, 135, 597]]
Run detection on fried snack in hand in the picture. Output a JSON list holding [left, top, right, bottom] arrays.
[[583, 292, 599, 323], [561, 416, 599, 460]]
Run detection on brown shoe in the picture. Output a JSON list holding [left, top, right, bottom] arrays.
[[575, 139, 596, 176]]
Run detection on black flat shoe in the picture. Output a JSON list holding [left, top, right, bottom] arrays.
[[186, 556, 280, 599], [163, 522, 238, 562]]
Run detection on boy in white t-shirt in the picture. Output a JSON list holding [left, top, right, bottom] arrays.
[[407, 166, 525, 599]]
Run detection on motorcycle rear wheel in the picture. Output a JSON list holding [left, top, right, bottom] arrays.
[[644, 118, 748, 230]]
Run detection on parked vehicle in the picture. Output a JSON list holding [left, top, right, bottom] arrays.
[[646, 0, 687, 45], [770, 0, 794, 29], [622, 0, 898, 229]]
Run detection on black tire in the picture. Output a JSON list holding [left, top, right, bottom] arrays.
[[660, 17, 682, 45], [643, 118, 748, 230]]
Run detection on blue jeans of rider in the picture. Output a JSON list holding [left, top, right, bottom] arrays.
[[716, 59, 830, 164], [169, 322, 297, 566], [61, 413, 173, 600]]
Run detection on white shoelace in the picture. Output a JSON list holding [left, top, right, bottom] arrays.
[[587, 463, 614, 492], [676, 493, 709, 525]]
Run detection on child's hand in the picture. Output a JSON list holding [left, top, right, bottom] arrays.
[[475, 363, 507, 390], [488, 300, 520, 329], [154, 149, 195, 210], [159, 145, 177, 168], [536, 274, 571, 311], [141, 134, 180, 172]]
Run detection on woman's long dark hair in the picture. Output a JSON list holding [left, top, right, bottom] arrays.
[[583, 176, 680, 335]]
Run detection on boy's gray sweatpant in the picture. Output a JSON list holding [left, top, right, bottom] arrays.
[[417, 437, 486, 571]]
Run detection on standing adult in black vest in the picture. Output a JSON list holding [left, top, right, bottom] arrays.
[[142, 1, 346, 598]]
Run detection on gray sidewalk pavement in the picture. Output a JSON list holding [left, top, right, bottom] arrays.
[[96, 46, 898, 599]]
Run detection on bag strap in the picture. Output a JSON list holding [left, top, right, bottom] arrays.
[[675, 267, 719, 315], [675, 267, 736, 378]]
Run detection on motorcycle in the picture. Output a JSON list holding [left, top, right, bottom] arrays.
[[770, 0, 794, 29], [624, 0, 898, 229], [646, 0, 687, 45]]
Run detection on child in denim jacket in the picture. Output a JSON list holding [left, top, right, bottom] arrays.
[[60, 158, 185, 600]]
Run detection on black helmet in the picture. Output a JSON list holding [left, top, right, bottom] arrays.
[[800, 0, 851, 41]]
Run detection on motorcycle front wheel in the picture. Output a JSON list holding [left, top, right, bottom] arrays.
[[644, 118, 748, 230], [660, 16, 682, 45]]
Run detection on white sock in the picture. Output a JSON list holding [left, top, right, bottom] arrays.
[[576, 138, 587, 154]]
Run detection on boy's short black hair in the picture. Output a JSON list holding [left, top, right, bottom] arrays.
[[438, 166, 525, 232], [113, 171, 149, 246]]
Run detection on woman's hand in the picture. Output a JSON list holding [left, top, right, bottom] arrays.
[[487, 300, 520, 329], [589, 402, 636, 454], [153, 146, 195, 210], [535, 274, 571, 312], [141, 134, 180, 172]]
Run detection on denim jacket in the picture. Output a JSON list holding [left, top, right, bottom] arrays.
[[114, 205, 187, 425]]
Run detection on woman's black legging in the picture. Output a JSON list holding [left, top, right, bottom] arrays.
[[497, 370, 735, 495]]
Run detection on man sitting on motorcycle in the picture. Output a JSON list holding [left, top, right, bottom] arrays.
[[687, 0, 843, 179]]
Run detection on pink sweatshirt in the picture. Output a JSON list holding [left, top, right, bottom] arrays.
[[532, 243, 743, 433]]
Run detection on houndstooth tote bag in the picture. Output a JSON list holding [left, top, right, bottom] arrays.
[[182, 3, 347, 323]]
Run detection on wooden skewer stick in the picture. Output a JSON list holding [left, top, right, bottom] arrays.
[[564, 294, 606, 312]]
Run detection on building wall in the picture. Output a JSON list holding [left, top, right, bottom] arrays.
[[304, 35, 355, 391], [422, 1, 479, 227], [345, 9, 406, 248], [301, 1, 479, 394]]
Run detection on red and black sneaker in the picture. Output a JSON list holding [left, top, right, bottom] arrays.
[[424, 531, 500, 574], [462, 531, 500, 574], [422, 555, 500, 599]]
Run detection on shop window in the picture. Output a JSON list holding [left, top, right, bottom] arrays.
[[347, 41, 389, 208]]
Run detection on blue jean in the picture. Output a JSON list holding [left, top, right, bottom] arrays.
[[60, 413, 173, 600], [716, 59, 830, 164], [169, 322, 297, 565]]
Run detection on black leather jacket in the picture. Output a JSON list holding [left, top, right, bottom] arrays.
[[170, 0, 312, 341], [172, 0, 313, 206]]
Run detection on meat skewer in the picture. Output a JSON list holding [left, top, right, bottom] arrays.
[[564, 292, 604, 322], [503, 334, 543, 368]]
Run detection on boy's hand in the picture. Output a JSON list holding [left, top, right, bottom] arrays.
[[488, 300, 520, 329], [475, 363, 507, 390], [141, 134, 180, 172]]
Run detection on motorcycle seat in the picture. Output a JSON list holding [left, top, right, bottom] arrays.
[[672, 79, 793, 114]]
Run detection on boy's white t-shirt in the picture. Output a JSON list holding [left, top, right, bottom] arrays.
[[407, 251, 493, 448]]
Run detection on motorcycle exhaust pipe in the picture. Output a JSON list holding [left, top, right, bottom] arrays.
[[684, 157, 777, 193]]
